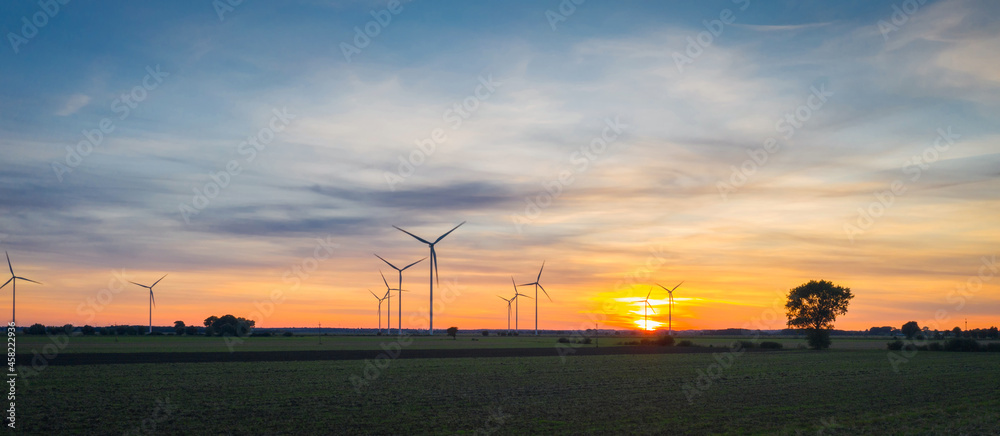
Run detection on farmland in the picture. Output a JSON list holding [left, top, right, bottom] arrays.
[[15, 337, 1000, 434]]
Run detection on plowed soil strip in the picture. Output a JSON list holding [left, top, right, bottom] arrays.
[[23, 345, 772, 366]]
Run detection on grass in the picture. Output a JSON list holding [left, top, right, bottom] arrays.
[[15, 334, 602, 354], [17, 348, 1000, 434]]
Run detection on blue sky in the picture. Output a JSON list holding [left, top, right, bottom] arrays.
[[1, 0, 999, 330]]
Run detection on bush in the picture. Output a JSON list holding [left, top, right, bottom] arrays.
[[735, 340, 755, 349], [148, 331, 164, 336], [185, 326, 199, 336], [943, 338, 981, 352], [282, 331, 293, 337], [676, 340, 694, 347], [887, 340, 904, 351], [81, 325, 96, 335], [481, 330, 489, 336], [655, 336, 675, 347], [557, 337, 570, 343], [251, 331, 272, 337], [985, 343, 1000, 352], [928, 342, 943, 351], [759, 341, 783, 350]]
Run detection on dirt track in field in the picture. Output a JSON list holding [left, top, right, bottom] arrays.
[[22, 345, 775, 366]]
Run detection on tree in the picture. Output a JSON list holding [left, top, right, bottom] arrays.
[[901, 321, 920, 339], [81, 325, 96, 335], [447, 327, 458, 340], [185, 325, 199, 336], [204, 316, 219, 328], [785, 280, 854, 350], [174, 320, 186, 335], [27, 323, 45, 335], [952, 326, 962, 337]]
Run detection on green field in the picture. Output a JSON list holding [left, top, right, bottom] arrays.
[[17, 345, 1000, 434], [15, 333, 928, 354], [15, 334, 606, 354]]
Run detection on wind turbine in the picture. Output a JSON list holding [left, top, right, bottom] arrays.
[[368, 289, 387, 335], [510, 276, 532, 335], [379, 270, 393, 335], [640, 287, 656, 331], [518, 261, 552, 336], [498, 295, 513, 335], [393, 221, 465, 335], [656, 281, 684, 336], [129, 274, 167, 334], [374, 254, 425, 336], [1, 252, 42, 327]]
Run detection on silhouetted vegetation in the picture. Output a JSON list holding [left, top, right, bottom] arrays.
[[944, 338, 981, 352], [481, 330, 489, 336], [901, 321, 920, 339], [676, 340, 695, 347], [81, 325, 96, 335], [785, 280, 853, 350], [174, 320, 186, 335], [447, 326, 458, 339], [202, 314, 255, 337], [759, 341, 783, 349]]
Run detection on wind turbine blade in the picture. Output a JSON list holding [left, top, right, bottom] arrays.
[[392, 226, 432, 245], [150, 290, 156, 308], [432, 248, 439, 285], [380, 270, 390, 289], [646, 287, 653, 300], [5, 252, 12, 275], [152, 274, 168, 287], [671, 281, 685, 292], [647, 302, 656, 314], [373, 254, 399, 270], [19, 277, 42, 285], [511, 276, 517, 291], [401, 257, 427, 271], [0, 278, 10, 290], [433, 221, 466, 244], [129, 281, 146, 288], [369, 289, 379, 299], [538, 284, 552, 302], [537, 261, 545, 281], [516, 293, 533, 299]]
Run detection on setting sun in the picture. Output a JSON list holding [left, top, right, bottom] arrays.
[[633, 319, 663, 331]]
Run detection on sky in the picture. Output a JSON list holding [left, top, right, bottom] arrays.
[[1, 0, 998, 332]]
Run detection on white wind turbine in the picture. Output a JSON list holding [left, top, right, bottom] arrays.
[[368, 289, 388, 335], [510, 276, 532, 335], [639, 287, 656, 331], [129, 274, 167, 334], [656, 281, 684, 335], [374, 254, 425, 335], [1, 252, 42, 327], [518, 261, 552, 336], [379, 270, 393, 335], [497, 295, 513, 335], [393, 221, 465, 335]]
